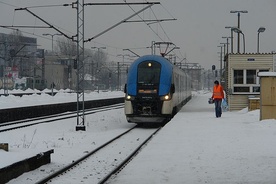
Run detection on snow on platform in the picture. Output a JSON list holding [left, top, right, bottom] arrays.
[[109, 92, 276, 184]]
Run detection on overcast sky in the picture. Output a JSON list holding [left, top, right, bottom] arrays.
[[1, 0, 276, 69]]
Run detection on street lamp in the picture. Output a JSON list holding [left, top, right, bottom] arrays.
[[123, 48, 140, 57], [42, 33, 62, 52], [225, 26, 235, 53], [91, 47, 106, 91], [220, 42, 228, 70], [230, 10, 248, 53], [232, 27, 245, 54], [220, 43, 227, 56], [91, 47, 106, 67], [116, 54, 133, 90], [257, 27, 266, 53], [222, 36, 231, 55], [217, 45, 223, 82], [117, 54, 131, 64]]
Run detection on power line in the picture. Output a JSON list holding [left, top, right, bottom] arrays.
[[123, 1, 164, 42], [122, 0, 187, 62], [2, 1, 186, 61], [0, 1, 17, 7], [24, 4, 70, 9]]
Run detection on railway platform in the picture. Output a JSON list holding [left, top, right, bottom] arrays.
[[109, 92, 276, 184]]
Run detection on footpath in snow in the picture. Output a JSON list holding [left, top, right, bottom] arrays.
[[109, 92, 276, 184]]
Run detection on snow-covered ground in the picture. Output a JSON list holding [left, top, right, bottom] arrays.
[[1, 90, 276, 183], [109, 92, 276, 184]]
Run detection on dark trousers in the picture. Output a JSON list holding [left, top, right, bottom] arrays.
[[214, 99, 222, 117]]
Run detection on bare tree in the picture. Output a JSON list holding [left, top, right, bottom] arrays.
[[56, 37, 77, 57], [8, 30, 24, 66], [6, 30, 37, 79]]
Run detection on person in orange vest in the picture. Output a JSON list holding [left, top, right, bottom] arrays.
[[211, 80, 224, 118]]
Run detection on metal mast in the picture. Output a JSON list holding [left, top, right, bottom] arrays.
[[74, 0, 86, 131]]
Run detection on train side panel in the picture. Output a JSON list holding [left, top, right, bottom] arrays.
[[161, 100, 173, 114]]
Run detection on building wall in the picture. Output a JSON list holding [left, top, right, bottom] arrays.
[[44, 56, 77, 90], [226, 53, 274, 111]]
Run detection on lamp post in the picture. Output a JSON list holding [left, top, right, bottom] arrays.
[[230, 10, 248, 53], [91, 47, 106, 91], [257, 27, 266, 53], [231, 27, 245, 54], [222, 36, 231, 55], [220, 42, 228, 70], [116, 54, 132, 90], [91, 46, 106, 74], [217, 45, 223, 82], [42, 33, 62, 52], [117, 54, 130, 64], [220, 43, 227, 56], [91, 47, 106, 67], [123, 48, 140, 57], [225, 26, 235, 53]]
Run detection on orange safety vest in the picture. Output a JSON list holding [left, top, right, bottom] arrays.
[[212, 85, 224, 99]]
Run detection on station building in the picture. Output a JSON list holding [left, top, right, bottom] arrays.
[[224, 53, 276, 111]]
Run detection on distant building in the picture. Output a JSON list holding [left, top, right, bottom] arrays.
[[0, 32, 42, 90], [43, 55, 77, 90]]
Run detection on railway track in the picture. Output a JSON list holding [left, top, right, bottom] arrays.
[[36, 125, 162, 184], [0, 103, 124, 133]]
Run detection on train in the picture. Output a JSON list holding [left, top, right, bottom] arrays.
[[124, 55, 192, 124], [0, 77, 47, 90], [14, 77, 47, 90]]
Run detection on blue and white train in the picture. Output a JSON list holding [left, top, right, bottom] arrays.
[[124, 55, 192, 124]]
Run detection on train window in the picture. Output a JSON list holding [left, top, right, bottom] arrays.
[[137, 61, 161, 84]]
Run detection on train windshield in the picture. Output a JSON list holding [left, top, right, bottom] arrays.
[[137, 61, 161, 85], [137, 61, 160, 94]]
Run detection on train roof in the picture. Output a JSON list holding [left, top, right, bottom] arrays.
[[131, 55, 173, 67]]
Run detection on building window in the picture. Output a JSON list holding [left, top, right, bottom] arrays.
[[246, 70, 256, 84], [253, 86, 260, 92], [232, 69, 269, 94], [234, 87, 250, 92], [234, 70, 243, 84]]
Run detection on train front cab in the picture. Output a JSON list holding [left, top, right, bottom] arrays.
[[125, 86, 175, 123], [124, 55, 175, 123]]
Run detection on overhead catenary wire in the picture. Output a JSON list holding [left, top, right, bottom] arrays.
[[0, 1, 17, 7], [1, 1, 187, 63], [148, 3, 186, 61], [1, 1, 75, 35], [0, 1, 149, 48], [123, 0, 165, 42], [122, 0, 186, 62]]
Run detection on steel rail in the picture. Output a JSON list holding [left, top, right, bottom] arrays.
[[98, 127, 162, 184], [0, 104, 124, 133], [35, 125, 138, 184]]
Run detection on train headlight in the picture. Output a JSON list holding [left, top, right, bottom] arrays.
[[125, 95, 135, 101], [160, 94, 171, 101]]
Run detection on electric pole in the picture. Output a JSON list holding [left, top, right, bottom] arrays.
[[74, 0, 86, 131]]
